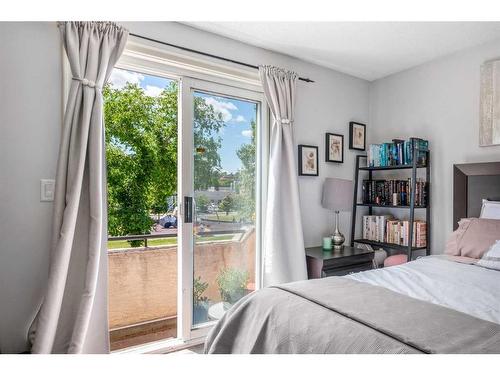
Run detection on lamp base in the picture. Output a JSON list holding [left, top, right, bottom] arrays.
[[331, 210, 345, 249], [332, 230, 345, 249]]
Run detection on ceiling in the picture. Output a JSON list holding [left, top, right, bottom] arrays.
[[184, 22, 500, 81]]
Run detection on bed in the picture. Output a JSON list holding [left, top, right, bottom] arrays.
[[204, 162, 500, 354]]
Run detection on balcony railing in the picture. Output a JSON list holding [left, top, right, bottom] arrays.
[[108, 229, 247, 248]]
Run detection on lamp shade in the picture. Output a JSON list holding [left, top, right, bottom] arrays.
[[321, 178, 353, 211]]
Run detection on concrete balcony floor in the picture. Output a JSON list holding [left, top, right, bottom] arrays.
[[108, 229, 255, 351]]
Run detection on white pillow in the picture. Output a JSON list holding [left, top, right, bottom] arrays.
[[480, 199, 500, 219], [476, 240, 500, 271]]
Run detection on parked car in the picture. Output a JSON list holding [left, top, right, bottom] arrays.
[[160, 214, 177, 228], [208, 202, 218, 213]]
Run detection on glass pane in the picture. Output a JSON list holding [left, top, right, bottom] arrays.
[[192, 90, 257, 327], [105, 68, 178, 350]]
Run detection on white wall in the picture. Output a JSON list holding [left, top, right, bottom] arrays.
[[370, 38, 500, 254], [0, 22, 62, 353], [0, 22, 368, 352]]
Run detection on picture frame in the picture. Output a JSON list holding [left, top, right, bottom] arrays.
[[325, 133, 344, 163], [349, 121, 366, 151], [480, 60, 500, 146], [298, 145, 319, 176]]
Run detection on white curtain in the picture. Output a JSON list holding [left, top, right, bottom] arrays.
[[259, 66, 307, 286], [30, 22, 128, 354]]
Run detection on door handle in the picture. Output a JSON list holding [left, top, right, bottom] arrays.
[[184, 196, 193, 223]]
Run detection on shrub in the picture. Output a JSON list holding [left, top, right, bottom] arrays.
[[216, 268, 249, 304]]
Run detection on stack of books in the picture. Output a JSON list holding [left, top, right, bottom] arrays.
[[362, 215, 393, 243], [362, 178, 427, 206], [386, 219, 427, 247], [362, 215, 427, 247], [367, 137, 428, 167]]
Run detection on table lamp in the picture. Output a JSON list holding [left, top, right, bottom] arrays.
[[322, 178, 354, 248]]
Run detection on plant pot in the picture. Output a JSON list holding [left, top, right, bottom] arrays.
[[193, 301, 209, 325], [222, 288, 251, 305]]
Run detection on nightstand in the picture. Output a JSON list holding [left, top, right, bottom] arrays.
[[305, 245, 374, 279]]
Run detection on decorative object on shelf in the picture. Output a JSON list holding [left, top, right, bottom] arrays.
[[480, 60, 500, 146], [322, 178, 354, 248], [322, 236, 333, 251], [349, 121, 366, 151], [298, 145, 319, 176], [193, 276, 209, 325], [325, 133, 344, 163]]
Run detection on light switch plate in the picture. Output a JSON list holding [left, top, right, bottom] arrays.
[[40, 179, 55, 202]]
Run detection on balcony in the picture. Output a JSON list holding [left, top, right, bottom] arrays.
[[108, 228, 256, 351]]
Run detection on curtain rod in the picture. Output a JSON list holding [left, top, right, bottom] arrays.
[[129, 33, 314, 83]]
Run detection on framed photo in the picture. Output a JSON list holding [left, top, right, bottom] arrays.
[[349, 121, 366, 151], [298, 145, 319, 176], [325, 133, 344, 163]]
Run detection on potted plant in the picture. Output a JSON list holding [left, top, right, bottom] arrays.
[[193, 276, 209, 325], [216, 268, 250, 307]]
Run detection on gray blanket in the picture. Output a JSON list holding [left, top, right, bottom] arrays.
[[204, 277, 500, 353]]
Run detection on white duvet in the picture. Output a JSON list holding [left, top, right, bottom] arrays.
[[346, 255, 500, 324]]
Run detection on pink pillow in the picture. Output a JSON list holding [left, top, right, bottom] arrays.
[[384, 254, 407, 267], [445, 218, 500, 259]]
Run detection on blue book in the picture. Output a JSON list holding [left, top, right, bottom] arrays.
[[404, 141, 410, 164], [384, 143, 391, 166]]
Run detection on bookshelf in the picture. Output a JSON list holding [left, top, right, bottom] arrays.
[[350, 145, 430, 262], [359, 165, 426, 171]]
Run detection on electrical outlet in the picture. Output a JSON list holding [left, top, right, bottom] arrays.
[[40, 179, 55, 202]]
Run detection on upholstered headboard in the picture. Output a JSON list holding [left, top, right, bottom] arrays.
[[453, 162, 500, 229]]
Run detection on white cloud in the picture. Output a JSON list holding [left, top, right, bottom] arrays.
[[109, 69, 144, 89], [204, 97, 238, 122], [241, 129, 253, 138], [144, 85, 163, 97], [235, 115, 246, 123]]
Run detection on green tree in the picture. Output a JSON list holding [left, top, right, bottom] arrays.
[[104, 80, 225, 246], [235, 120, 256, 222], [195, 194, 210, 213], [193, 96, 225, 190], [104, 82, 177, 245], [219, 194, 235, 216]]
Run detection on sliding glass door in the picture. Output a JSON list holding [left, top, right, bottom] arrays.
[[105, 56, 266, 349], [178, 78, 266, 340], [105, 68, 180, 350]]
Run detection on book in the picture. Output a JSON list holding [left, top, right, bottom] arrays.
[[362, 179, 427, 206], [367, 137, 428, 167], [362, 215, 393, 242], [362, 215, 427, 248]]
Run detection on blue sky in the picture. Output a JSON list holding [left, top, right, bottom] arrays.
[[109, 68, 256, 173], [194, 91, 256, 173]]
